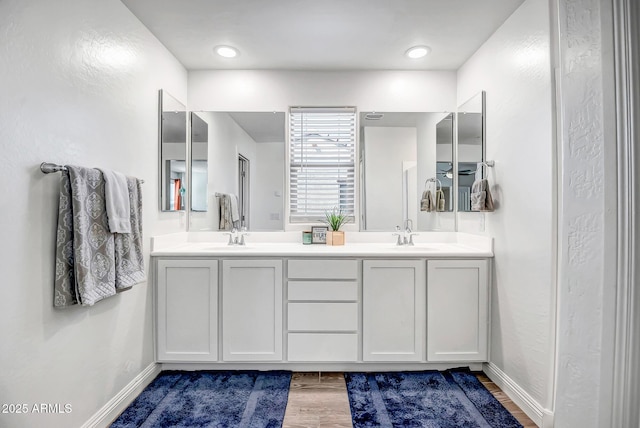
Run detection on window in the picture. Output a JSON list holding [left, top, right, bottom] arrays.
[[289, 107, 356, 222]]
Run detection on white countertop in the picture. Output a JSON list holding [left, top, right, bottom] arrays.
[[151, 232, 493, 258]]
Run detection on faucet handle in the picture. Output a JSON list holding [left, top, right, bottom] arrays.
[[223, 231, 235, 245], [407, 232, 419, 246], [392, 226, 403, 246], [238, 228, 250, 246]]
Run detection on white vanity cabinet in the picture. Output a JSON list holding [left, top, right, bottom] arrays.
[[427, 259, 489, 362], [222, 259, 283, 361], [156, 259, 218, 362], [152, 240, 492, 368], [287, 259, 359, 362], [362, 260, 426, 362]]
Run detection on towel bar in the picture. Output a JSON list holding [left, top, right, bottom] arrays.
[[40, 162, 145, 183]]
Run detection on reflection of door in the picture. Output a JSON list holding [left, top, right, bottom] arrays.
[[238, 155, 249, 228], [167, 160, 185, 211]]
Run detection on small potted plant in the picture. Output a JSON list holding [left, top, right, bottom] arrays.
[[324, 207, 349, 246]]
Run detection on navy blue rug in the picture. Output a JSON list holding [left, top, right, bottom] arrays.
[[345, 370, 523, 428], [111, 371, 291, 428]]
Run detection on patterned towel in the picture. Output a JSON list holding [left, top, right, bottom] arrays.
[[54, 166, 145, 307]]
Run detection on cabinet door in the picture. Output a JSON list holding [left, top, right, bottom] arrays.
[[156, 259, 218, 362], [363, 260, 426, 361], [222, 260, 283, 361], [427, 259, 489, 362]]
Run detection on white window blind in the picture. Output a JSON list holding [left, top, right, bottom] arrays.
[[289, 107, 356, 222]]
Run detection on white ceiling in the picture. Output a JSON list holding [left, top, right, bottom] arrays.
[[121, 0, 524, 70]]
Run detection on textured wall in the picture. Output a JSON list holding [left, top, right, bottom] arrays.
[[554, 0, 617, 426], [456, 0, 554, 412], [0, 0, 187, 427]]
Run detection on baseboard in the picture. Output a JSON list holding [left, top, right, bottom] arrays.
[[81, 362, 161, 428], [483, 362, 554, 428]]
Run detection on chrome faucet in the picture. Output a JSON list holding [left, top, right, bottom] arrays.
[[224, 227, 249, 245], [393, 221, 419, 246]]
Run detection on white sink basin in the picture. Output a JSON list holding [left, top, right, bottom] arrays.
[[204, 245, 254, 250], [390, 244, 435, 250]]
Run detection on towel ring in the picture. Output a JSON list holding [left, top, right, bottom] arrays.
[[475, 161, 495, 178], [424, 177, 442, 192]]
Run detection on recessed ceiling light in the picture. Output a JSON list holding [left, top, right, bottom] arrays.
[[405, 45, 431, 59], [214, 45, 239, 58]]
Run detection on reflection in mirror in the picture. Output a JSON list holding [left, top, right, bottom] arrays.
[[189, 112, 286, 231], [436, 113, 455, 212], [159, 90, 187, 211], [191, 112, 208, 212], [359, 112, 455, 231], [457, 91, 485, 212]]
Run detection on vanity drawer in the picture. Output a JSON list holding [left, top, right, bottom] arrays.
[[288, 259, 358, 279], [288, 281, 358, 301], [288, 303, 358, 331], [288, 333, 358, 362]]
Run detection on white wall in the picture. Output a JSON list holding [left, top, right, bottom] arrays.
[[0, 0, 187, 427], [189, 112, 257, 231], [363, 127, 417, 230], [252, 142, 285, 230], [188, 70, 457, 113], [456, 0, 554, 419]]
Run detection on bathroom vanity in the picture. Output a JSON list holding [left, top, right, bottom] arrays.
[[151, 232, 492, 371]]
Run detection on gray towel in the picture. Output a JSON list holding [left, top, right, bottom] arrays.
[[99, 168, 131, 234], [470, 178, 495, 212], [421, 190, 434, 212], [114, 176, 145, 290], [219, 193, 240, 230], [435, 189, 445, 212], [54, 166, 145, 307]]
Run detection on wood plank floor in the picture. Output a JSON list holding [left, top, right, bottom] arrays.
[[283, 371, 537, 428]]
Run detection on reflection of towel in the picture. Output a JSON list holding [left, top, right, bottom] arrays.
[[98, 168, 131, 233], [435, 190, 445, 212], [471, 178, 495, 212], [229, 194, 240, 222], [420, 190, 434, 212], [54, 166, 146, 307], [218, 193, 240, 230]]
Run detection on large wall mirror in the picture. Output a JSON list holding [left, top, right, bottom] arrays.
[[189, 111, 286, 231], [159, 90, 187, 212], [175, 101, 487, 231], [457, 91, 486, 212], [359, 112, 455, 232]]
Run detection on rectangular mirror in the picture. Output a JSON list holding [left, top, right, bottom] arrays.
[[159, 90, 187, 212], [457, 91, 486, 212], [359, 112, 455, 231], [191, 112, 209, 212], [189, 111, 286, 231], [436, 113, 455, 212]]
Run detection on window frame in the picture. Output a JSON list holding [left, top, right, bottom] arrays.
[[286, 106, 359, 230]]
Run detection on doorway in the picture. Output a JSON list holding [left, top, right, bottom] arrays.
[[238, 154, 250, 229]]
